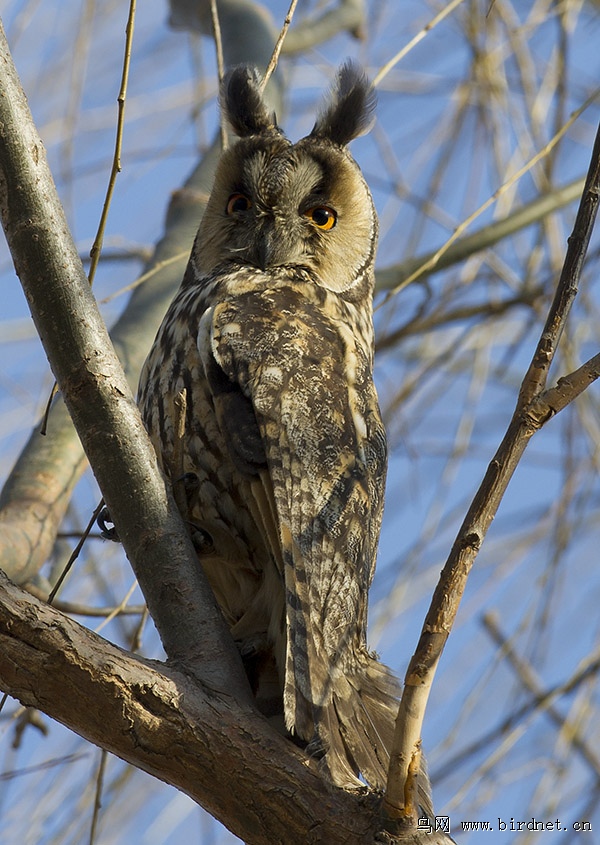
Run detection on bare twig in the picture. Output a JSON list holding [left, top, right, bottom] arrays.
[[373, 0, 469, 88], [382, 119, 600, 822], [94, 581, 139, 634], [0, 753, 89, 781], [261, 0, 299, 91], [209, 0, 227, 150], [11, 707, 47, 748], [89, 581, 147, 845], [88, 0, 136, 284], [99, 248, 191, 303], [380, 91, 599, 302], [39, 384, 59, 436], [519, 127, 600, 403], [89, 750, 107, 845], [530, 353, 600, 422], [482, 612, 600, 778], [47, 500, 106, 604], [374, 176, 586, 294], [24, 585, 146, 618]]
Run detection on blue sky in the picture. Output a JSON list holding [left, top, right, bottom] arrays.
[[2, 1, 600, 842]]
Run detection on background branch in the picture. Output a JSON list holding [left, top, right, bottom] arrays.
[[382, 120, 600, 821], [482, 612, 600, 778], [374, 176, 585, 294]]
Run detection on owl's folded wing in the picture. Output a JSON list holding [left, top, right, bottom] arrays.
[[204, 287, 393, 788]]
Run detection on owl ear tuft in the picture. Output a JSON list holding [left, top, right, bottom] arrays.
[[222, 65, 279, 138], [310, 61, 376, 146]]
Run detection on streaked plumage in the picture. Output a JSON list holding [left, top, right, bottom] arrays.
[[138, 63, 430, 806]]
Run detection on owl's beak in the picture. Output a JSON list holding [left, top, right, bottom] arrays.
[[255, 232, 279, 270], [253, 220, 297, 270]]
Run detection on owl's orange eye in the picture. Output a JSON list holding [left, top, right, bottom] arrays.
[[226, 193, 252, 214], [304, 206, 337, 230]]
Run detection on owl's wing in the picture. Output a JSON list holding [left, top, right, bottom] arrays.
[[202, 286, 396, 789]]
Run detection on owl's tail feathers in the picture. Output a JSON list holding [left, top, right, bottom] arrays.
[[314, 656, 433, 816]]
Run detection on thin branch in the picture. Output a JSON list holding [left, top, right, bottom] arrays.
[[39, 384, 59, 436], [376, 288, 542, 352], [0, 753, 88, 782], [382, 119, 600, 822], [98, 248, 191, 304], [374, 176, 586, 294], [89, 582, 148, 845], [380, 91, 599, 302], [519, 122, 600, 403], [482, 612, 600, 779], [88, 0, 137, 284], [373, 0, 468, 88], [47, 500, 105, 604], [89, 750, 107, 845], [24, 585, 146, 618], [94, 581, 139, 634], [209, 0, 228, 150], [531, 352, 600, 422], [261, 0, 299, 91]]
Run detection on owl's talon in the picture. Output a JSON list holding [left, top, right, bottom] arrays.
[[305, 733, 327, 760], [97, 507, 120, 542], [237, 633, 270, 659], [189, 524, 214, 554]]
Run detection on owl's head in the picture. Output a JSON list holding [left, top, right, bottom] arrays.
[[192, 62, 378, 298]]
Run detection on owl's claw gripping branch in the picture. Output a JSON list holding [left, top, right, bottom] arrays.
[[97, 506, 120, 543]]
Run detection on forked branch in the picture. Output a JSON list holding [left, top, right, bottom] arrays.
[[382, 119, 600, 825]]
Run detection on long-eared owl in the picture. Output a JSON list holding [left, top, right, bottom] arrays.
[[139, 62, 422, 797]]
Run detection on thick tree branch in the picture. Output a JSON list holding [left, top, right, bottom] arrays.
[[382, 120, 600, 821], [0, 17, 245, 692], [0, 0, 283, 587], [0, 572, 457, 844], [0, 400, 88, 584], [168, 0, 367, 51], [0, 571, 372, 844]]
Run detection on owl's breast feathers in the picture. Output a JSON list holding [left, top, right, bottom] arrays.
[[138, 268, 392, 788], [207, 281, 386, 572]]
